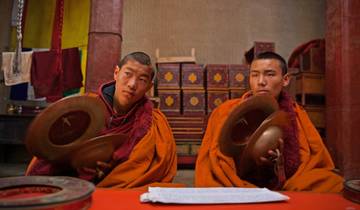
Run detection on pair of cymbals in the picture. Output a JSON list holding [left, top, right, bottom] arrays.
[[25, 94, 128, 169], [219, 94, 290, 178]]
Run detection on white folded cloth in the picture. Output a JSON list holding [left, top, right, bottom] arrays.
[[2, 51, 33, 86]]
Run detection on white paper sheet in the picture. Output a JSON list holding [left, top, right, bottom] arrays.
[[140, 187, 289, 204]]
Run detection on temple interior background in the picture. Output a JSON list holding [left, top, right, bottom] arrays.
[[0, 0, 358, 185]]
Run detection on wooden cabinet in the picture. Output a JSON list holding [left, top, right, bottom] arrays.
[[0, 114, 34, 145], [206, 64, 228, 90], [207, 90, 229, 113], [300, 47, 325, 73], [228, 64, 249, 89], [305, 106, 325, 128], [296, 72, 325, 106], [294, 72, 326, 138], [158, 90, 181, 115], [229, 88, 247, 99], [181, 64, 205, 89], [182, 90, 206, 115], [157, 63, 181, 89], [0, 114, 34, 176]]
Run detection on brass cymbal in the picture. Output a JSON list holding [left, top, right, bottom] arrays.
[[70, 133, 128, 169], [25, 94, 106, 163], [219, 94, 279, 157]]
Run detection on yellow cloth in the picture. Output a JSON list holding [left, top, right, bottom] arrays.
[[195, 93, 343, 192], [22, 0, 55, 48], [61, 0, 90, 49], [79, 46, 87, 93], [23, 0, 90, 49]]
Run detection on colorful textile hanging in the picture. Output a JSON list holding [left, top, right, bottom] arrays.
[[22, 0, 89, 95], [22, 0, 90, 49]]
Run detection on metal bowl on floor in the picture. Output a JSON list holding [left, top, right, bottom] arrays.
[[343, 179, 360, 204], [0, 176, 95, 209]]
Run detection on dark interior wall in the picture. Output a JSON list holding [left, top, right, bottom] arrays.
[[0, 0, 12, 51], [0, 0, 13, 113], [121, 0, 325, 64]]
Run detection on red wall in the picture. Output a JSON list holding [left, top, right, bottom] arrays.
[[326, 0, 360, 179]]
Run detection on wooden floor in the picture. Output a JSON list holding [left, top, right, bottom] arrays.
[[173, 169, 195, 187], [0, 163, 27, 177]]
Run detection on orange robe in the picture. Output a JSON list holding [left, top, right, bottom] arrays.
[[195, 94, 343, 192], [26, 109, 178, 189]]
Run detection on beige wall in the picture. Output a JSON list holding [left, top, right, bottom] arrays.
[[121, 0, 325, 64]]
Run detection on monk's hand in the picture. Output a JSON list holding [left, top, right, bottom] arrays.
[[76, 166, 97, 181], [77, 161, 112, 181], [258, 138, 286, 190], [273, 139, 286, 189], [259, 138, 284, 167], [94, 161, 112, 179]]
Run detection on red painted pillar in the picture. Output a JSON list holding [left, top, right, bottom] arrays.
[[85, 0, 123, 93], [326, 0, 360, 179]]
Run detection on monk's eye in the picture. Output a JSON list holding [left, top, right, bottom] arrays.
[[124, 71, 132, 77], [139, 77, 148, 84]]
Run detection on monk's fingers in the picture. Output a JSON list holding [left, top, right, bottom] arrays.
[[260, 156, 268, 162], [95, 161, 112, 179], [267, 150, 278, 158], [259, 156, 273, 166], [95, 167, 106, 179], [96, 161, 112, 170], [265, 150, 279, 164], [275, 148, 284, 165], [275, 148, 280, 157], [78, 167, 96, 174], [278, 138, 284, 152]]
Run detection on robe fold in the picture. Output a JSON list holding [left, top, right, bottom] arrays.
[[96, 109, 177, 188]]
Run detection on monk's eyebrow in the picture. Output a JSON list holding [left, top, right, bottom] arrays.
[[250, 69, 276, 73], [264, 69, 276, 73], [124, 66, 151, 78], [139, 73, 150, 79], [124, 66, 135, 71]]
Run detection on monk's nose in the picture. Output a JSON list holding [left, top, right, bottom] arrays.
[[258, 75, 266, 86], [127, 77, 137, 90]]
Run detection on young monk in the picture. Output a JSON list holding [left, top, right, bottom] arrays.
[[195, 51, 343, 192], [26, 52, 177, 188]]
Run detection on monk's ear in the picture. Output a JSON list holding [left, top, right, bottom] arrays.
[[146, 81, 154, 92], [282, 73, 290, 88], [114, 65, 120, 80]]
